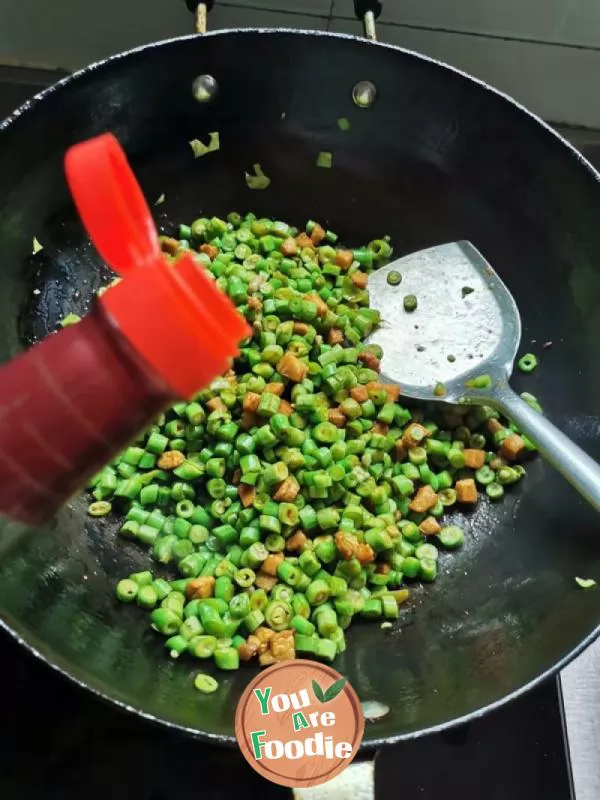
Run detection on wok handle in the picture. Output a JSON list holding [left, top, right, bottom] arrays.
[[292, 759, 375, 800], [353, 0, 382, 40], [184, 0, 214, 33], [495, 386, 600, 513]]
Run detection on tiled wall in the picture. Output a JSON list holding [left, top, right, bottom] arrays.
[[1, 0, 600, 127]]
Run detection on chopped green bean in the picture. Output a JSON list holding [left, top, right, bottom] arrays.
[[438, 526, 465, 549], [518, 353, 538, 373], [403, 294, 418, 312], [116, 579, 138, 603], [194, 673, 219, 693], [88, 500, 112, 517]]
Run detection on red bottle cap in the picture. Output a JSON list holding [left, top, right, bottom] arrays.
[[64, 133, 250, 398]]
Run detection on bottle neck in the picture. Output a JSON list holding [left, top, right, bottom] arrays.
[[0, 305, 173, 525]]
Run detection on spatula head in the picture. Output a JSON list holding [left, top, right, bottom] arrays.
[[366, 241, 521, 402]]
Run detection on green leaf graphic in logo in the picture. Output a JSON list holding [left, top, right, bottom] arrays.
[[312, 679, 326, 703], [323, 677, 347, 702], [312, 677, 346, 703]]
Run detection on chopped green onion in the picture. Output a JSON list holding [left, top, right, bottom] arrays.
[[245, 163, 271, 190], [59, 313, 82, 327], [316, 151, 333, 169], [575, 577, 596, 589], [189, 131, 220, 158]]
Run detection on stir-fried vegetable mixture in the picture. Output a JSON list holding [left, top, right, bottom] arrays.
[[89, 212, 533, 671]]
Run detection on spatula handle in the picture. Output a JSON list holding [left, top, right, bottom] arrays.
[[495, 387, 600, 513]]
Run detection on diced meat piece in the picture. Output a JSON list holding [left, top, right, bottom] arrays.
[[261, 553, 284, 577], [358, 351, 380, 371], [356, 543, 375, 565], [279, 399, 294, 417], [265, 382, 285, 396], [295, 233, 314, 249], [286, 532, 307, 552], [255, 572, 278, 592], [243, 392, 261, 412], [328, 408, 346, 428], [419, 517, 442, 536], [463, 449, 486, 469], [376, 562, 391, 574], [402, 423, 431, 449], [328, 328, 344, 345], [335, 250, 354, 270], [238, 484, 256, 508], [293, 322, 310, 336], [372, 422, 389, 435], [255, 627, 275, 653], [394, 440, 407, 461], [350, 385, 369, 404], [366, 381, 401, 403], [199, 243, 219, 260], [456, 478, 478, 504], [206, 396, 227, 413], [335, 531, 358, 560], [186, 576, 215, 600], [383, 384, 401, 402], [277, 353, 308, 382], [160, 237, 179, 255], [280, 237, 298, 256], [409, 485, 438, 513], [248, 296, 262, 311], [304, 293, 329, 318], [501, 433, 526, 461], [271, 629, 295, 662], [231, 469, 242, 486], [310, 223, 326, 245], [273, 477, 300, 502], [240, 411, 259, 430], [258, 651, 276, 667], [157, 450, 185, 470], [350, 271, 368, 289], [487, 418, 505, 434], [238, 635, 260, 661]]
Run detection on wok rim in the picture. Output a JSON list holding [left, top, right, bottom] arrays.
[[1, 26, 599, 748]]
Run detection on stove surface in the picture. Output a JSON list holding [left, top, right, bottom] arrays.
[[1, 631, 573, 800]]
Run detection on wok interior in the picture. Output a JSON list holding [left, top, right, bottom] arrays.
[[1, 30, 600, 745]]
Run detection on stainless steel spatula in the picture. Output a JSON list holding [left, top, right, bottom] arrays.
[[366, 241, 600, 511]]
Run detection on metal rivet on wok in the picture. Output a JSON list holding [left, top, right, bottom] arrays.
[[352, 80, 377, 108], [192, 74, 218, 103]]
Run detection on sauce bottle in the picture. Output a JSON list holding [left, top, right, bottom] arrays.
[[0, 134, 249, 525]]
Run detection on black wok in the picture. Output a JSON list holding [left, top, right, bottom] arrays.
[[1, 25, 600, 752]]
